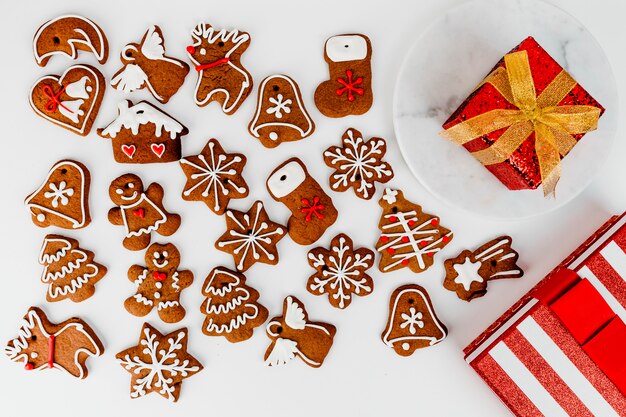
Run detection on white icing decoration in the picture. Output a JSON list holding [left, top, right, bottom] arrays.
[[453, 257, 484, 291], [64, 76, 90, 99], [269, 132, 278, 141], [171, 271, 180, 291], [264, 337, 299, 366], [133, 269, 148, 286], [154, 292, 161, 299], [43, 181, 74, 208], [111, 63, 148, 93], [266, 94, 291, 119], [325, 35, 368, 62], [119, 193, 167, 238], [37, 214, 46, 222], [399, 307, 424, 335], [266, 160, 306, 198], [283, 296, 306, 330], [99, 100, 184, 140], [158, 300, 180, 310], [473, 237, 523, 279], [382, 188, 398, 204], [58, 99, 85, 123], [133, 294, 153, 306], [30, 352, 38, 359]]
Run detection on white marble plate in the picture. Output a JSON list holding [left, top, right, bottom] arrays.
[[393, 0, 618, 219]]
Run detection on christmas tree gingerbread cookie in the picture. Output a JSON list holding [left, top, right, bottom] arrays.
[[108, 174, 181, 251], [200, 266, 268, 343], [25, 159, 91, 230], [376, 188, 453, 273], [4, 306, 104, 378], [186, 22, 253, 115], [39, 234, 107, 303], [381, 284, 447, 356], [249, 74, 315, 148], [443, 236, 523, 301], [112, 25, 189, 104], [124, 243, 193, 323]]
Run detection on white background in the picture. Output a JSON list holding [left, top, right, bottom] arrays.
[[0, 0, 624, 416]]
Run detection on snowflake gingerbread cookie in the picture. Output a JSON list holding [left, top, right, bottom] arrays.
[[215, 201, 286, 272], [307, 234, 374, 309], [376, 188, 453, 273], [124, 243, 193, 324], [116, 323, 203, 402], [324, 128, 394, 200], [179, 138, 249, 215], [443, 236, 523, 301]]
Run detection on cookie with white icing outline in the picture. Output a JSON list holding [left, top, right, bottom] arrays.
[[443, 236, 523, 301]]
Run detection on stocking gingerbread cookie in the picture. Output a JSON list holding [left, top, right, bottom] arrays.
[[267, 158, 338, 245], [108, 174, 181, 251], [314, 34, 373, 118], [186, 22, 253, 115], [124, 243, 193, 323]]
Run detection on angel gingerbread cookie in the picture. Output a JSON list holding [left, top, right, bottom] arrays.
[[108, 174, 181, 251]]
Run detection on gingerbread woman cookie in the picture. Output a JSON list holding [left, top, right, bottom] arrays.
[[186, 22, 253, 115], [266, 158, 338, 245], [108, 174, 181, 251]]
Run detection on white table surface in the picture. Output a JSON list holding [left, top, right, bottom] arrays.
[[0, 0, 624, 416]]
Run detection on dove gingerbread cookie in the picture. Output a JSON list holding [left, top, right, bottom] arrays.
[[112, 25, 189, 104], [265, 296, 336, 368]]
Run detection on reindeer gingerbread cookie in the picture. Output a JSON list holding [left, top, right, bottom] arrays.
[[186, 22, 253, 115], [108, 174, 181, 251], [124, 243, 193, 323]]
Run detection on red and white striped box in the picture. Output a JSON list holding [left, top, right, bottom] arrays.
[[464, 213, 626, 417]]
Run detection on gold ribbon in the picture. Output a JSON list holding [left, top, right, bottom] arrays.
[[440, 50, 601, 196]]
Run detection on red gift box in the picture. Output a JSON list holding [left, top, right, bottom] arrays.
[[464, 213, 626, 416], [441, 37, 604, 194]]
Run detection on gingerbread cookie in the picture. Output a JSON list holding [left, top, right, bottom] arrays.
[[248, 74, 315, 148], [200, 267, 268, 343], [324, 128, 393, 199], [267, 158, 338, 245], [179, 138, 249, 215], [98, 100, 188, 164], [39, 234, 107, 303], [25, 159, 91, 230], [5, 307, 104, 378], [116, 323, 203, 402], [381, 285, 447, 356], [112, 25, 189, 104], [33, 15, 108, 66], [443, 236, 523, 301], [376, 188, 453, 273], [124, 243, 193, 323], [265, 296, 336, 368], [108, 174, 181, 251], [215, 201, 286, 272], [30, 64, 105, 136], [186, 23, 253, 115], [307, 234, 374, 309], [314, 34, 373, 117]]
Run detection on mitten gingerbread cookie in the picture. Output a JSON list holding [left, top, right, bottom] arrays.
[[307, 234, 374, 309], [108, 174, 181, 251], [5, 307, 104, 378], [265, 296, 336, 368], [376, 188, 453, 273], [33, 15, 108, 66], [30, 64, 105, 136], [215, 201, 286, 272], [124, 243, 193, 323], [112, 25, 189, 104], [186, 22, 253, 115], [98, 100, 188, 164], [117, 323, 203, 402], [39, 234, 107, 303], [381, 285, 447, 356], [200, 267, 268, 343], [179, 138, 249, 215], [25, 160, 91, 230], [249, 74, 315, 148], [314, 34, 372, 117], [324, 128, 394, 199], [443, 236, 523, 301], [267, 158, 338, 245]]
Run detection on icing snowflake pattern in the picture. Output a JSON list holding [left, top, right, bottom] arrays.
[[266, 94, 292, 119], [400, 307, 424, 334], [44, 181, 74, 208]]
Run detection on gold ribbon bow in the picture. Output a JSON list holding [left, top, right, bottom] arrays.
[[440, 50, 601, 197]]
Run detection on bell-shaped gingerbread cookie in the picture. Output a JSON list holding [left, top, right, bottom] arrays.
[[267, 158, 338, 245], [249, 74, 315, 148]]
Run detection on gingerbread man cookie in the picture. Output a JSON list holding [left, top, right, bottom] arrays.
[[267, 158, 338, 245], [108, 174, 181, 251], [186, 22, 253, 115], [248, 74, 315, 148], [112, 25, 189, 104], [5, 307, 104, 378]]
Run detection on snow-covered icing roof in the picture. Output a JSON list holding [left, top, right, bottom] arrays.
[[100, 100, 186, 139]]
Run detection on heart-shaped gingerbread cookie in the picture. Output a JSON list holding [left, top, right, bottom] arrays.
[[30, 64, 105, 136]]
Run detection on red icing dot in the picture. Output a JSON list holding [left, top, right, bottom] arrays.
[[153, 271, 167, 281], [419, 241, 427, 247], [24, 362, 34, 371], [427, 252, 434, 257], [401, 236, 409, 243], [442, 235, 450, 243], [430, 218, 438, 226], [401, 259, 409, 265], [387, 248, 395, 255], [186, 46, 195, 54], [389, 216, 398, 222], [408, 220, 416, 227], [380, 236, 389, 243]]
